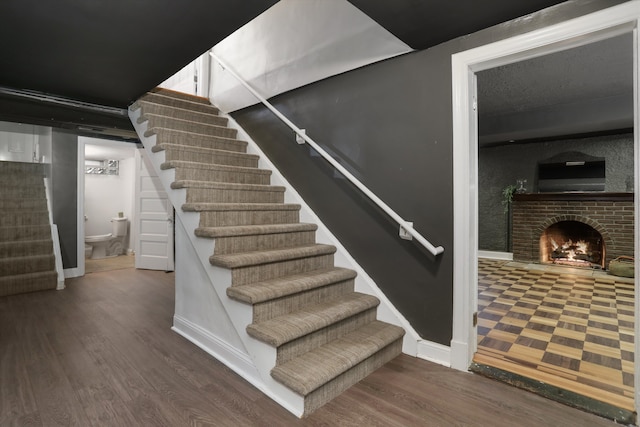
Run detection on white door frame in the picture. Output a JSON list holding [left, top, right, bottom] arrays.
[[451, 0, 640, 407]]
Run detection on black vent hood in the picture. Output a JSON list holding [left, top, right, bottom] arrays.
[[537, 151, 605, 193]]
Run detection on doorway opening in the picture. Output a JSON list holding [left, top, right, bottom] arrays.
[[452, 2, 639, 422]]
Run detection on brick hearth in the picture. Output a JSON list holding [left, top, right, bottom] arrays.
[[512, 193, 634, 269]]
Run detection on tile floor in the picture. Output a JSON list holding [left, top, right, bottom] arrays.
[[476, 258, 635, 410]]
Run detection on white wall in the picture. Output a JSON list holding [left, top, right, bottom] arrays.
[[0, 121, 52, 164], [210, 0, 411, 112], [82, 138, 136, 252]]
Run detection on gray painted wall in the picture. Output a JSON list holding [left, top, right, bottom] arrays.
[[52, 130, 78, 269], [479, 133, 634, 252], [232, 0, 629, 345]]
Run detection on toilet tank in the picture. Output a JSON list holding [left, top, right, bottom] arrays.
[[111, 217, 128, 237]]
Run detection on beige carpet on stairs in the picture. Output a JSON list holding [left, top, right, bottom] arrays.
[[0, 161, 57, 298], [132, 87, 405, 415]]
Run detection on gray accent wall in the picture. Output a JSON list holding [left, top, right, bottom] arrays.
[[52, 130, 78, 269], [232, 0, 629, 345], [479, 134, 634, 252]]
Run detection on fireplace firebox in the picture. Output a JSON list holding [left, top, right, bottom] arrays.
[[512, 193, 633, 270], [540, 220, 604, 268]]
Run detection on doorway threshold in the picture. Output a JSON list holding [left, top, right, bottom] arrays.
[[470, 361, 635, 424]]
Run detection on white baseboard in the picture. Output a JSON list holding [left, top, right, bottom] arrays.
[[478, 250, 513, 261], [416, 340, 451, 368], [64, 267, 83, 279], [172, 315, 263, 388]]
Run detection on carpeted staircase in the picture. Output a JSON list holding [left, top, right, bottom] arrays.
[[0, 161, 58, 297], [130, 88, 404, 416]]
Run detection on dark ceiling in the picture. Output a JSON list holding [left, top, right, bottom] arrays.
[[0, 0, 575, 139]]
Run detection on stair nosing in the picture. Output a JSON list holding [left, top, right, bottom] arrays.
[[182, 203, 300, 212], [153, 143, 259, 160], [172, 180, 285, 192], [161, 160, 271, 175], [142, 113, 232, 131], [209, 244, 336, 269], [196, 223, 317, 238], [227, 267, 357, 304], [144, 127, 247, 146], [136, 100, 221, 118], [270, 321, 405, 395], [246, 292, 380, 347]]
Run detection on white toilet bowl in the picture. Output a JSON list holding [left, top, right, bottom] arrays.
[[85, 217, 128, 259], [85, 234, 113, 259]]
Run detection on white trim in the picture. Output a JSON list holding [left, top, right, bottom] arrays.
[[416, 340, 451, 368], [63, 267, 83, 279], [77, 141, 86, 276], [632, 18, 640, 417], [172, 315, 258, 383], [451, 2, 640, 407], [477, 250, 513, 261]]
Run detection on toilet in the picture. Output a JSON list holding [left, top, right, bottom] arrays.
[[85, 217, 128, 259]]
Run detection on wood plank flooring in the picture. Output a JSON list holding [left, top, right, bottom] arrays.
[[476, 258, 635, 413], [0, 267, 617, 426]]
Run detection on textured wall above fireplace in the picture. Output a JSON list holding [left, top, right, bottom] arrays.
[[512, 192, 633, 269]]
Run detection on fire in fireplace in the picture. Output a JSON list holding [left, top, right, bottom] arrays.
[[539, 220, 605, 268]]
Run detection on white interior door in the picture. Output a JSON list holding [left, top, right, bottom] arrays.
[[134, 150, 174, 271]]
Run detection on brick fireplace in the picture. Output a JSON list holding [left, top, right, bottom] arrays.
[[512, 193, 634, 269]]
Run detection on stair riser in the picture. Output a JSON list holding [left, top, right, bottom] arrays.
[[144, 116, 237, 139], [0, 226, 51, 242], [137, 102, 227, 127], [199, 210, 299, 227], [0, 162, 45, 175], [140, 93, 219, 113], [230, 254, 335, 287], [214, 231, 317, 255], [0, 255, 55, 276], [0, 175, 44, 186], [0, 212, 49, 227], [0, 199, 48, 211], [163, 148, 258, 168], [0, 241, 53, 258], [149, 89, 210, 105], [154, 131, 246, 153], [253, 279, 355, 324], [303, 339, 403, 415], [185, 188, 284, 204], [276, 308, 377, 366], [0, 272, 58, 298], [173, 167, 271, 185], [1, 187, 46, 199]]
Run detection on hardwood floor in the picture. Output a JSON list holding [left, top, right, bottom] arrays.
[[476, 258, 634, 417], [0, 268, 617, 426]]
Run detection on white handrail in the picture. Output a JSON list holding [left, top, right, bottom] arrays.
[[210, 52, 444, 256]]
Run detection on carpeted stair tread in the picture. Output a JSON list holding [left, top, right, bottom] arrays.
[[247, 292, 380, 347], [137, 92, 220, 114], [0, 239, 53, 258], [149, 87, 211, 104], [196, 223, 317, 238], [227, 267, 356, 304], [141, 114, 237, 139], [183, 202, 300, 212], [146, 128, 247, 153], [0, 225, 51, 241], [153, 143, 259, 167], [0, 254, 55, 276], [172, 180, 285, 193], [271, 321, 404, 396], [0, 271, 58, 297], [210, 244, 336, 269], [161, 160, 271, 176], [133, 100, 226, 126], [0, 211, 50, 227]]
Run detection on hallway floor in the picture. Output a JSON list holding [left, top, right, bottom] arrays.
[[476, 258, 635, 412]]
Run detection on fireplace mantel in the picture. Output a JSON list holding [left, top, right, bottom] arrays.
[[513, 192, 634, 202]]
